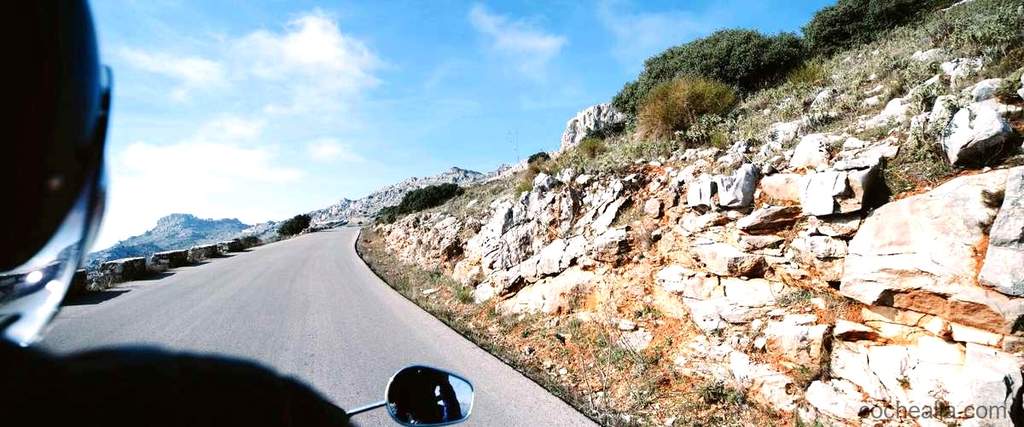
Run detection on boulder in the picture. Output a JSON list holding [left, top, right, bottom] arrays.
[[721, 278, 784, 308], [536, 239, 568, 276], [928, 94, 960, 135], [799, 158, 880, 216], [714, 164, 759, 208], [729, 350, 800, 413], [694, 243, 765, 277], [737, 205, 802, 234], [655, 265, 722, 299], [559, 103, 626, 151], [941, 102, 1012, 166], [592, 227, 628, 262], [790, 134, 832, 170], [686, 174, 717, 208], [759, 173, 802, 203], [806, 214, 860, 238], [829, 342, 888, 401], [799, 171, 847, 216], [805, 380, 870, 421], [861, 97, 911, 129], [498, 268, 594, 315], [841, 168, 1024, 334], [940, 57, 983, 85], [969, 78, 1004, 102], [979, 168, 1024, 296], [763, 314, 829, 368], [864, 338, 1022, 427], [643, 198, 662, 218]]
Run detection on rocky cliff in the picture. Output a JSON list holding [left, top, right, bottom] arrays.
[[88, 214, 249, 268], [368, 6, 1024, 423], [308, 166, 484, 227]]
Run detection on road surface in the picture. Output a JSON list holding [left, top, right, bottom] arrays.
[[44, 227, 595, 427]]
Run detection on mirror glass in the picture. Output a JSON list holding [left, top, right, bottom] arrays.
[[386, 365, 474, 426]]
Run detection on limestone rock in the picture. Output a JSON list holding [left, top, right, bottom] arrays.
[[694, 243, 765, 277], [941, 102, 1012, 166], [760, 173, 802, 203], [980, 168, 1024, 296], [842, 168, 1024, 334], [655, 265, 723, 299], [686, 174, 717, 208], [969, 78, 1004, 102], [643, 198, 662, 218], [790, 134, 833, 170], [805, 380, 870, 421], [592, 227, 629, 262], [715, 164, 759, 208], [764, 314, 829, 367], [737, 206, 802, 234], [498, 268, 594, 315], [559, 103, 626, 151]]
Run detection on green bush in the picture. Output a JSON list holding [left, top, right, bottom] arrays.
[[613, 29, 805, 115], [278, 214, 311, 236], [804, 0, 953, 56], [636, 77, 737, 141], [527, 152, 550, 165], [376, 183, 465, 223], [577, 137, 607, 159], [786, 60, 828, 86], [239, 235, 261, 248]]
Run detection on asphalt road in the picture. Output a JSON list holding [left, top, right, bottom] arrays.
[[43, 227, 594, 427]]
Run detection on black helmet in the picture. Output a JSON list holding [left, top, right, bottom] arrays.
[[0, 1, 110, 345]]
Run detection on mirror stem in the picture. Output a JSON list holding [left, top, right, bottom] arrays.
[[346, 400, 387, 416]]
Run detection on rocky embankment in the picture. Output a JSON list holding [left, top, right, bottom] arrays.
[[372, 51, 1024, 425]]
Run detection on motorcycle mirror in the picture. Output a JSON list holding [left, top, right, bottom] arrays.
[[384, 365, 474, 426]]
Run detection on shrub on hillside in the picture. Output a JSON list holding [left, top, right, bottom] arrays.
[[613, 29, 804, 115], [577, 137, 608, 159], [636, 77, 737, 141], [376, 183, 465, 224], [239, 235, 261, 248], [527, 152, 550, 165], [804, 0, 953, 56], [278, 214, 311, 237]]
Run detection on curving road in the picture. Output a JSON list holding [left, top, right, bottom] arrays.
[[43, 227, 594, 427]]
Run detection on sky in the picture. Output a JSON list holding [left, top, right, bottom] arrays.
[[90, 0, 833, 250]]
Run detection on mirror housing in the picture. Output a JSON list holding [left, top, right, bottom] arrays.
[[385, 365, 474, 426]]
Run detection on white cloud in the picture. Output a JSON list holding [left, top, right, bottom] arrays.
[[597, 0, 717, 72], [468, 4, 567, 79], [233, 11, 382, 114], [306, 138, 364, 163], [93, 116, 302, 249], [118, 11, 381, 112], [119, 48, 226, 101]]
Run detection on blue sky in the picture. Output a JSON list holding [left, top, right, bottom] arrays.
[[91, 0, 832, 249]]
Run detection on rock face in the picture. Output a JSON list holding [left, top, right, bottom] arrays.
[[841, 168, 1024, 333], [941, 102, 1012, 165], [371, 60, 1024, 426], [87, 214, 249, 268], [559, 103, 625, 151], [980, 168, 1024, 296]]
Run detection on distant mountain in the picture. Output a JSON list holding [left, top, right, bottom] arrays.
[[87, 213, 249, 268], [309, 167, 484, 227]]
